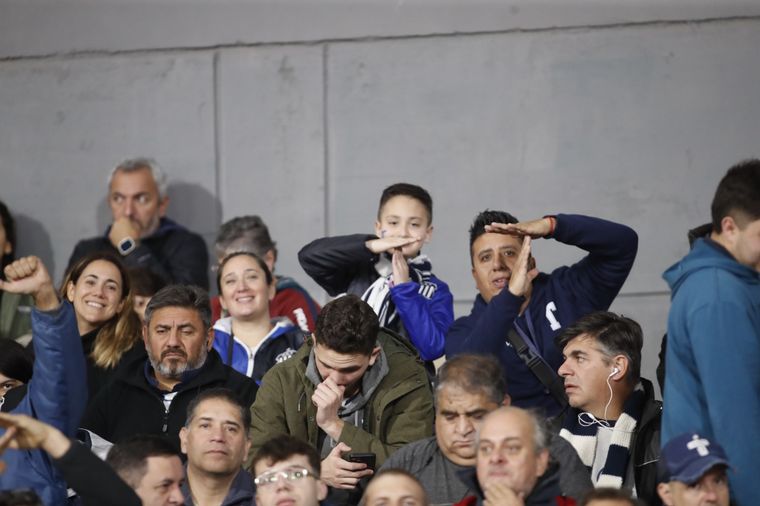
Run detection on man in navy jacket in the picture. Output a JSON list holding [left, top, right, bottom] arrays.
[[445, 212, 637, 416]]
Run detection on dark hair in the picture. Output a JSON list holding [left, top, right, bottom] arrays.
[[128, 267, 166, 297], [468, 210, 519, 263], [436, 354, 506, 405], [144, 284, 211, 330], [313, 295, 379, 356], [106, 434, 179, 489], [252, 434, 321, 477], [0, 200, 17, 272], [214, 215, 277, 263], [216, 251, 274, 294], [378, 183, 433, 224], [61, 251, 141, 369], [555, 311, 643, 385], [579, 487, 644, 506], [711, 159, 760, 232], [0, 340, 33, 384], [185, 388, 251, 436]]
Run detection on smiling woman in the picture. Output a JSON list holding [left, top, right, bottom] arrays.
[[212, 251, 305, 384], [60, 251, 142, 397]]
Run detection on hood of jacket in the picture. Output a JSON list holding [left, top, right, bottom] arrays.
[[663, 238, 758, 294]]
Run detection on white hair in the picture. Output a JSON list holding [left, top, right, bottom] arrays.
[[108, 157, 168, 198]]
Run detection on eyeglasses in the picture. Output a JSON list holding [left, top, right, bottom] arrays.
[[254, 466, 318, 487]]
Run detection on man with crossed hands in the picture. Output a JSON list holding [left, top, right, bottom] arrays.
[[250, 294, 433, 504]]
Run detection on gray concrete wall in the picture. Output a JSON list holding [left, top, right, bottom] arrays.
[[3, 2, 760, 395]]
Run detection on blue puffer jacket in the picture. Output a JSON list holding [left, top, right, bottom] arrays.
[[0, 302, 87, 505]]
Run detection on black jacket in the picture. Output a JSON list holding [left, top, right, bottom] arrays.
[[81, 348, 257, 451], [68, 217, 209, 290]]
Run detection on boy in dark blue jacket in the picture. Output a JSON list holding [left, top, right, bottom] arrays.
[[445, 211, 637, 416], [298, 183, 453, 361]]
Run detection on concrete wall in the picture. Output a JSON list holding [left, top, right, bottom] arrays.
[[3, 1, 760, 395]]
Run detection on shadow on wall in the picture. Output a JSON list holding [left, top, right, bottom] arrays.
[[15, 213, 55, 283]]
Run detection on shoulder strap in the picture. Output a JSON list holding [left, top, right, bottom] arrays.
[[506, 328, 568, 409]]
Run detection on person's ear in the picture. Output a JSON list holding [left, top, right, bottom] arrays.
[[657, 483, 675, 506], [66, 281, 76, 303], [142, 324, 150, 347], [536, 448, 550, 478], [264, 249, 276, 273], [423, 224, 434, 244], [368, 346, 382, 366], [2, 240, 12, 256], [179, 427, 189, 454], [158, 196, 170, 218], [374, 220, 383, 238], [206, 327, 214, 350], [528, 255, 536, 271], [611, 356, 629, 381], [502, 394, 511, 407], [316, 480, 328, 501]]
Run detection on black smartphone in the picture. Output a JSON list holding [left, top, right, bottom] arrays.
[[347, 452, 376, 470]]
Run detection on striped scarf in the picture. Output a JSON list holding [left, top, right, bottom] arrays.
[[361, 253, 436, 330], [559, 385, 645, 489]]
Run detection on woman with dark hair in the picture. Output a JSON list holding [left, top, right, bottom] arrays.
[[0, 200, 32, 342], [60, 251, 142, 397], [213, 251, 305, 384]]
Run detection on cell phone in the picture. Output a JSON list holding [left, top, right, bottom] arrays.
[[347, 452, 376, 470]]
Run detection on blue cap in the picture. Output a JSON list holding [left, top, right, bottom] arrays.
[[659, 433, 730, 484]]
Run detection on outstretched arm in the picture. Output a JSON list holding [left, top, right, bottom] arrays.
[[298, 234, 378, 296]]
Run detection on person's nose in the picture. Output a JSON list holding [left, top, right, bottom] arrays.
[[166, 329, 182, 348], [492, 253, 506, 271], [123, 197, 135, 217], [488, 447, 505, 464], [168, 484, 184, 504], [558, 360, 570, 377], [455, 416, 473, 436]]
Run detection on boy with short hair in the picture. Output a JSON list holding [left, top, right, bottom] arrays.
[[298, 183, 453, 361]]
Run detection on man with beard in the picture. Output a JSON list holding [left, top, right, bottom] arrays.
[[82, 285, 257, 450]]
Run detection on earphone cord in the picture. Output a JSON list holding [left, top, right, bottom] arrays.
[[578, 374, 615, 428]]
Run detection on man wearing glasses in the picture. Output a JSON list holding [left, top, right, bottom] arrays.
[[252, 435, 328, 506]]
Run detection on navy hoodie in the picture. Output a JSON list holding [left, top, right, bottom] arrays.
[[445, 214, 637, 416]]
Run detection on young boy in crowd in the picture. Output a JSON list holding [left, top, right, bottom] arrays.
[[298, 183, 453, 362]]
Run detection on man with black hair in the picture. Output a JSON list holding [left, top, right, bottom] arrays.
[[252, 434, 328, 506], [179, 388, 254, 506], [555, 311, 661, 505], [662, 159, 760, 505], [82, 285, 257, 450], [250, 295, 433, 502], [445, 211, 637, 416]]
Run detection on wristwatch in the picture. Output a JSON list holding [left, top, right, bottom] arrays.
[[118, 236, 137, 256]]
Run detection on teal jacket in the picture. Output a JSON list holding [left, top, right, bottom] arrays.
[[663, 238, 760, 505], [249, 329, 434, 466]]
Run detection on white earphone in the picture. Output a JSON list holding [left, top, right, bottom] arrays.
[[609, 366, 620, 378]]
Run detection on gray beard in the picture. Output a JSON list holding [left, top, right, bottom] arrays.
[[148, 346, 208, 380]]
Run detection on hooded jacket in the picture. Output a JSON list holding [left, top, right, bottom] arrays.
[[0, 302, 87, 505], [249, 329, 434, 466], [662, 237, 760, 505], [68, 217, 209, 289], [81, 348, 257, 452]]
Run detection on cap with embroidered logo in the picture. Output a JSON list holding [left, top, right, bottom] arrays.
[[658, 432, 730, 484]]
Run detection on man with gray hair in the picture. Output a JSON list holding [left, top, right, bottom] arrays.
[[68, 157, 209, 289], [454, 407, 568, 506], [82, 284, 257, 450], [381, 354, 590, 504], [212, 215, 320, 331]]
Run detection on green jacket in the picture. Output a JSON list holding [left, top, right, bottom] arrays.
[[249, 329, 434, 466], [0, 292, 33, 341]]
